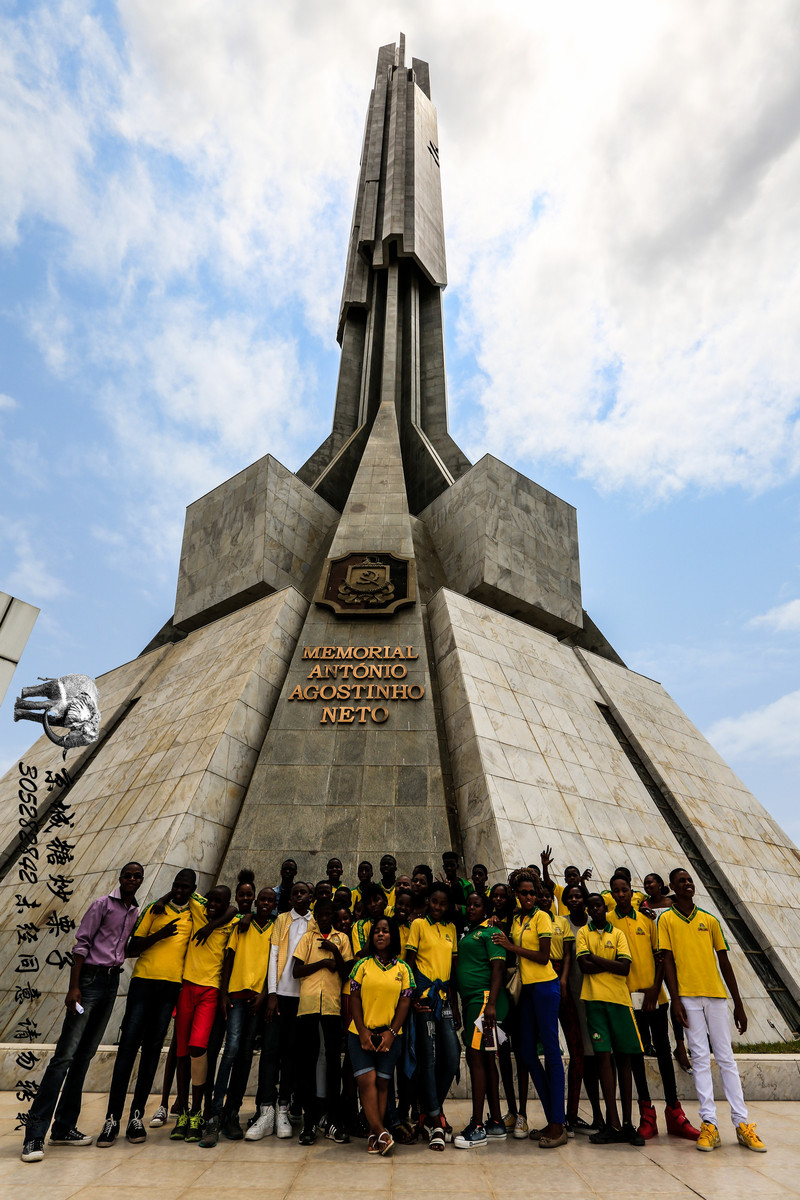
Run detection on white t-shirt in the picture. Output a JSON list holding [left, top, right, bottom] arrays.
[[267, 909, 313, 997]]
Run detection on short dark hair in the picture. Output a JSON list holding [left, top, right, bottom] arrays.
[[472, 863, 488, 873], [412, 864, 433, 886], [315, 898, 334, 915], [669, 866, 690, 884], [442, 851, 459, 862], [361, 882, 387, 908]]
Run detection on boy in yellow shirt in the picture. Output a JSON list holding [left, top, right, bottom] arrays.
[[576, 893, 644, 1146], [609, 875, 699, 1142], [659, 868, 766, 1154], [199, 886, 276, 1146], [292, 898, 352, 1145], [170, 886, 238, 1143]]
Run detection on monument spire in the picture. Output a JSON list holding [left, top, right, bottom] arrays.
[[297, 39, 471, 514]]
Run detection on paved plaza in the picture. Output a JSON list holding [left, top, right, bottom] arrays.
[[1, 1094, 798, 1200]]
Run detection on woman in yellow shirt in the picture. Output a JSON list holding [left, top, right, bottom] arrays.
[[348, 917, 414, 1156], [492, 869, 566, 1149], [405, 884, 461, 1151]]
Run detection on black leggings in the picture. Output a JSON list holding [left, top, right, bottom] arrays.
[[630, 1005, 677, 1108]]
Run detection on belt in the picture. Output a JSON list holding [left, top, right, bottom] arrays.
[[83, 963, 122, 975]]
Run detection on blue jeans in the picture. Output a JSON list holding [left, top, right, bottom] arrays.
[[26, 966, 120, 1140], [210, 998, 250, 1116], [107, 976, 180, 1121], [348, 1031, 403, 1079], [415, 1008, 460, 1118], [519, 979, 565, 1124]]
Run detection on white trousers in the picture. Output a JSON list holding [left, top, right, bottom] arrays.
[[682, 995, 747, 1126]]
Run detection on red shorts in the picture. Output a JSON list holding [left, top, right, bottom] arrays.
[[175, 982, 218, 1055]]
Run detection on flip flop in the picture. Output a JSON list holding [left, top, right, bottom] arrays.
[[378, 1131, 394, 1156], [367, 1133, 379, 1154]]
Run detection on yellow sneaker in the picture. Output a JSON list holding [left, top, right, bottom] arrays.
[[696, 1121, 721, 1152], [513, 1114, 529, 1139], [736, 1122, 766, 1152], [501, 1111, 516, 1131]]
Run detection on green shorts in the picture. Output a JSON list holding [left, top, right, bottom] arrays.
[[585, 1000, 643, 1055], [460, 992, 508, 1051]]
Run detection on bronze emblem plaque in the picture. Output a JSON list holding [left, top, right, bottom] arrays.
[[316, 552, 416, 616]]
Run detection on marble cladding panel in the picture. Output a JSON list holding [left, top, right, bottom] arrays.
[[584, 651, 800, 999], [174, 455, 338, 630], [219, 592, 453, 886], [0, 589, 306, 1043], [429, 588, 792, 1043], [420, 455, 582, 635]]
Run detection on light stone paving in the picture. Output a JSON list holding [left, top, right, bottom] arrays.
[[428, 587, 794, 1043], [0, 589, 307, 1042], [1, 1093, 797, 1200]]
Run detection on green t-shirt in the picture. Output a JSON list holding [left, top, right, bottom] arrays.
[[455, 922, 508, 1021]]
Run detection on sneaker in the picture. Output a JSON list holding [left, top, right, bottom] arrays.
[[325, 1123, 350, 1144], [50, 1127, 93, 1146], [485, 1118, 507, 1140], [513, 1114, 529, 1139], [501, 1110, 517, 1131], [298, 1123, 317, 1146], [198, 1114, 220, 1149], [184, 1111, 204, 1143], [643, 1041, 657, 1057], [736, 1122, 766, 1153], [455, 1121, 487, 1149], [288, 1104, 303, 1126], [442, 1116, 453, 1143], [245, 1105, 275, 1141], [637, 1102, 658, 1140], [96, 1117, 119, 1149], [276, 1105, 293, 1138], [621, 1122, 645, 1146], [664, 1102, 700, 1141], [590, 1124, 624, 1145], [149, 1105, 168, 1128], [568, 1114, 596, 1135], [21, 1138, 45, 1163], [126, 1112, 146, 1144], [170, 1111, 189, 1141], [222, 1110, 244, 1141], [696, 1121, 721, 1152]]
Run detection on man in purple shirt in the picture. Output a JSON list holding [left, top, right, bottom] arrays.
[[21, 861, 144, 1163]]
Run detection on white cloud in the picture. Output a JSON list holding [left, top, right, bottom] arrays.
[[0, 393, 16, 410], [706, 689, 800, 760], [1, 527, 68, 604], [3, 0, 800, 523], [750, 599, 800, 632]]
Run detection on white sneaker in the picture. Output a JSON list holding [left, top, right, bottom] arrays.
[[276, 1105, 292, 1139], [149, 1105, 168, 1128], [244, 1105, 275, 1141]]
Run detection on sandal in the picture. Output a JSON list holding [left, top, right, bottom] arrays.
[[367, 1133, 380, 1154], [392, 1121, 417, 1145], [378, 1130, 394, 1156], [429, 1126, 446, 1151]]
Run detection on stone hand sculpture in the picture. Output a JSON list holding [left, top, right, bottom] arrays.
[[14, 674, 100, 759]]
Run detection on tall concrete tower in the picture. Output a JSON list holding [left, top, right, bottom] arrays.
[[2, 38, 799, 1049]]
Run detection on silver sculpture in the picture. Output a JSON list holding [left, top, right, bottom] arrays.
[[14, 674, 100, 758]]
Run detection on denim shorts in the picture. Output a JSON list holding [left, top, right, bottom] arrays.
[[347, 1030, 403, 1079]]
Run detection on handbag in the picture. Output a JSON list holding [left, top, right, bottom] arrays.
[[505, 914, 534, 1003]]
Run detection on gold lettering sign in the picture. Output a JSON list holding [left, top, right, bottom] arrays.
[[288, 646, 425, 723]]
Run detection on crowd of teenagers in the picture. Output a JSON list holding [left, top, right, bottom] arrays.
[[20, 847, 767, 1162]]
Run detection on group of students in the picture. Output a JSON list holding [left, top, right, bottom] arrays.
[[19, 847, 767, 1162]]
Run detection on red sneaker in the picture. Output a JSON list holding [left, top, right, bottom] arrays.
[[665, 1102, 701, 1141], [637, 1102, 658, 1140]]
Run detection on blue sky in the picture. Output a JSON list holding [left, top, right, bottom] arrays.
[[2, 0, 800, 843]]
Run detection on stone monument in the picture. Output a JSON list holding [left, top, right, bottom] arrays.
[[1, 37, 799, 1052]]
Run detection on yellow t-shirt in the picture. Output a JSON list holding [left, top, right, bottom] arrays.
[[227, 919, 274, 994], [398, 922, 411, 961], [603, 888, 647, 912], [348, 956, 414, 1034], [406, 916, 457, 988], [131, 900, 194, 983], [608, 908, 667, 1003], [549, 914, 574, 963], [380, 882, 396, 917], [575, 922, 633, 1006], [351, 919, 372, 956], [183, 912, 239, 989], [294, 928, 352, 1016], [554, 881, 568, 916], [511, 910, 557, 985], [657, 906, 728, 999]]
